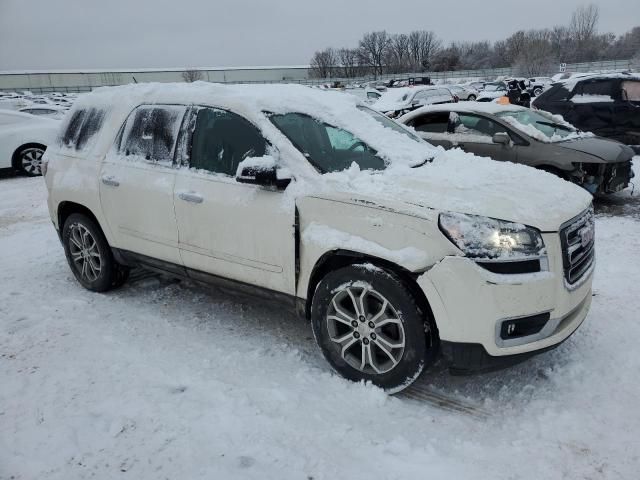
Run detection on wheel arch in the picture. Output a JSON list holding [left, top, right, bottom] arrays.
[[11, 142, 47, 170], [305, 249, 438, 336], [57, 201, 104, 237]]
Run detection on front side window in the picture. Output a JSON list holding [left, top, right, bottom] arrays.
[[455, 113, 508, 137], [190, 107, 267, 176], [119, 105, 185, 164], [409, 112, 450, 133], [270, 112, 385, 173]]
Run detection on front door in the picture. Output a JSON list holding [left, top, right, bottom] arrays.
[[99, 105, 187, 265], [452, 113, 519, 163], [173, 106, 295, 294]]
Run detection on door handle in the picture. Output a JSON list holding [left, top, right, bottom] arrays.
[[178, 192, 204, 204], [101, 175, 120, 187]]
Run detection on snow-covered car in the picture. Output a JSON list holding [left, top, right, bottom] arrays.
[[399, 102, 635, 195], [364, 88, 382, 104], [446, 85, 479, 101], [372, 86, 456, 117], [0, 109, 58, 176], [19, 105, 67, 120], [45, 83, 595, 392], [534, 73, 640, 151], [476, 82, 508, 102], [528, 77, 553, 96]]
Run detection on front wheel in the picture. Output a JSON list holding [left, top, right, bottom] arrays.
[[467, 94, 477, 101], [311, 264, 437, 393]]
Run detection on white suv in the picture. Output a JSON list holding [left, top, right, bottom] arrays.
[[44, 83, 595, 392]]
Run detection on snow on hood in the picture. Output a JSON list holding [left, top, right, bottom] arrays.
[[315, 147, 592, 232]]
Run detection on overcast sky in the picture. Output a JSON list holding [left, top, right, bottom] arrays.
[[0, 0, 638, 71]]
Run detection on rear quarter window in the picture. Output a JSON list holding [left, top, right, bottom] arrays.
[[58, 108, 106, 152]]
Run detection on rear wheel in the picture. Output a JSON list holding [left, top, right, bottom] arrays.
[[62, 213, 129, 292], [533, 87, 543, 96], [467, 94, 477, 101], [15, 146, 45, 176], [311, 264, 437, 393]]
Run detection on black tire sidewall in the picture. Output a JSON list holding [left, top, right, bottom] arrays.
[[62, 213, 115, 292], [311, 264, 432, 392]]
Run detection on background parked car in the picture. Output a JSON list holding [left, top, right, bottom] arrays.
[[372, 86, 456, 117], [533, 73, 640, 151], [528, 77, 554, 96], [446, 85, 479, 101], [0, 109, 58, 176], [19, 105, 67, 120], [476, 82, 508, 102], [399, 102, 635, 195]]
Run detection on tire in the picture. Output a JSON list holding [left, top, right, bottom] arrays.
[[311, 264, 437, 393], [62, 213, 129, 292], [467, 94, 476, 101], [15, 145, 45, 176]]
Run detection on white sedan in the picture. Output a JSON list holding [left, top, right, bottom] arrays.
[[0, 109, 58, 176]]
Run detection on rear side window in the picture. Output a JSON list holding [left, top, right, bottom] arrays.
[[576, 80, 614, 97], [622, 81, 640, 102], [119, 105, 186, 164], [59, 108, 106, 151]]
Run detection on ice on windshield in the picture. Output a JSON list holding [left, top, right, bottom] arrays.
[[497, 110, 592, 143]]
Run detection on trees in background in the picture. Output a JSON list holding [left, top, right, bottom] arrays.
[[182, 69, 204, 82], [308, 4, 638, 79]]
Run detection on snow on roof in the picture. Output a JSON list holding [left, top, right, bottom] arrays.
[[71, 82, 435, 168], [399, 101, 525, 122], [558, 72, 640, 91]]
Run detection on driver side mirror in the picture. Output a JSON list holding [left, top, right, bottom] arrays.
[[236, 157, 292, 189], [492, 132, 511, 145]]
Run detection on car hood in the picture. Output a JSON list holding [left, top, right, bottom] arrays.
[[318, 149, 592, 232], [555, 137, 635, 163]]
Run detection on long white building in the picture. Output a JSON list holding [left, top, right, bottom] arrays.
[[0, 66, 312, 93]]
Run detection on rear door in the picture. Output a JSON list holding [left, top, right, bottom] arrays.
[[99, 105, 186, 266], [616, 80, 640, 143], [173, 106, 295, 294], [568, 79, 616, 137]]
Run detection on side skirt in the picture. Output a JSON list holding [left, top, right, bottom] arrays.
[[113, 248, 305, 318]]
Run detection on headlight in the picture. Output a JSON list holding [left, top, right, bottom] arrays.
[[439, 212, 545, 260]]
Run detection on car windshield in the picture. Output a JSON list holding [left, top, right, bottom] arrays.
[[497, 110, 575, 140], [485, 84, 505, 92], [270, 112, 387, 173], [358, 106, 424, 143]]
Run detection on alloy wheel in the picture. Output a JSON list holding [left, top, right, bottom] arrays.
[[326, 285, 405, 375], [68, 223, 102, 282], [20, 147, 44, 175]]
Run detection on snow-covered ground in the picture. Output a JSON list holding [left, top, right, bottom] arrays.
[[1, 174, 640, 479]]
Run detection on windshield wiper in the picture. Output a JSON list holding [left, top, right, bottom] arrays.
[[411, 157, 434, 168], [535, 120, 571, 132]]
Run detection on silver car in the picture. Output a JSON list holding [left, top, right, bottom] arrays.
[[399, 102, 635, 195]]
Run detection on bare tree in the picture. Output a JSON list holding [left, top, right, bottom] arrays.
[[359, 31, 391, 77], [570, 4, 600, 61], [338, 48, 360, 78], [513, 30, 556, 76], [387, 33, 410, 72], [309, 48, 338, 79], [182, 69, 204, 82], [408, 30, 441, 71]]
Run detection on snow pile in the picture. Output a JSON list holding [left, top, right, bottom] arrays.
[[2, 177, 640, 479]]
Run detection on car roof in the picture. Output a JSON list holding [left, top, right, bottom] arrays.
[[398, 101, 526, 122], [558, 72, 640, 90]]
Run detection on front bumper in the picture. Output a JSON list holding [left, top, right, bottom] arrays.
[[417, 231, 593, 362]]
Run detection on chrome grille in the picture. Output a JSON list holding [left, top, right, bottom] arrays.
[[560, 208, 595, 286]]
